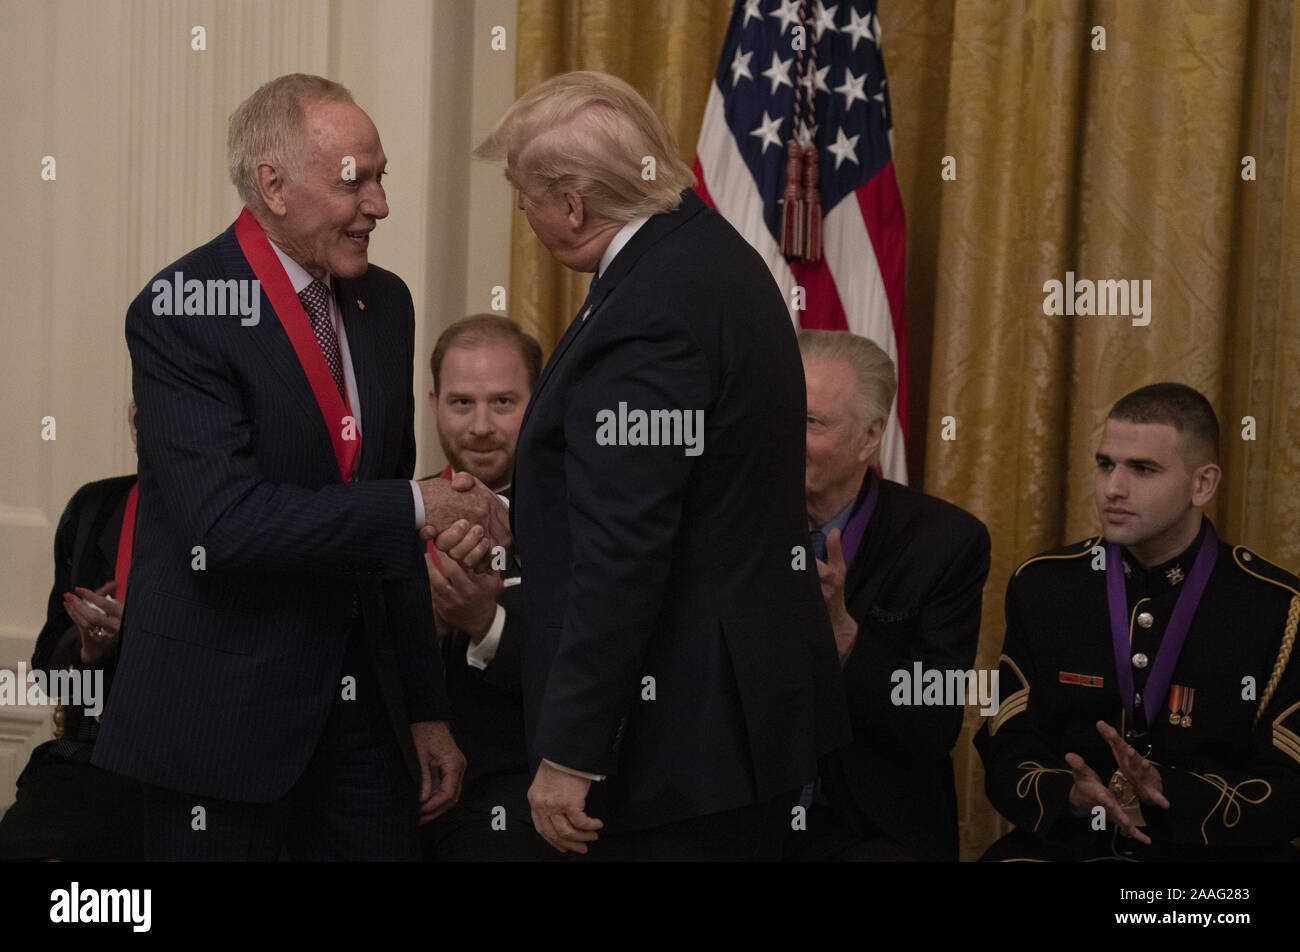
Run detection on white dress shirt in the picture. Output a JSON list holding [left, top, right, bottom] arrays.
[[267, 241, 425, 526], [598, 215, 651, 278]]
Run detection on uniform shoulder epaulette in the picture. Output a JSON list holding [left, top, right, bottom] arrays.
[[1228, 545, 1300, 727], [1012, 536, 1102, 577], [1229, 545, 1300, 601]]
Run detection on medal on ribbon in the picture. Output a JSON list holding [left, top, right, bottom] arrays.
[[1106, 519, 1217, 750], [1107, 770, 1146, 831], [1168, 684, 1194, 728]]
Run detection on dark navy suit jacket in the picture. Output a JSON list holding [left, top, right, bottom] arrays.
[[825, 473, 990, 860], [513, 189, 851, 833], [93, 221, 448, 803]]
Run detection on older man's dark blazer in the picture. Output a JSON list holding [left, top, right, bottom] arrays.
[[823, 473, 990, 860], [93, 221, 448, 803], [512, 188, 851, 834]]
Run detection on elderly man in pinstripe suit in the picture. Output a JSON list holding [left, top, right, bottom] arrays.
[[93, 74, 509, 861]]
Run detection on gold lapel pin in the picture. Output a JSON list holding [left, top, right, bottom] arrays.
[[356, 299, 365, 311]]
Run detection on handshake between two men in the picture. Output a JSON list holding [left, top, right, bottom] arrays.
[[418, 471, 512, 571], [404, 471, 511, 827]]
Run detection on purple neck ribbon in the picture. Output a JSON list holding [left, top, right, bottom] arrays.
[[1106, 519, 1218, 747], [838, 471, 880, 567]]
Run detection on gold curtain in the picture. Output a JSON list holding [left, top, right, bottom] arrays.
[[511, 0, 1300, 860]]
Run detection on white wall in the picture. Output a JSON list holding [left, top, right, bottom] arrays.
[[0, 0, 517, 808]]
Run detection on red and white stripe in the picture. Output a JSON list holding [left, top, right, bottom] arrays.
[[693, 82, 909, 484]]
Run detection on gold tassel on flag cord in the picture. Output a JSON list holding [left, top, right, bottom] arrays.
[[779, 0, 823, 263], [802, 141, 822, 262], [780, 140, 806, 259]]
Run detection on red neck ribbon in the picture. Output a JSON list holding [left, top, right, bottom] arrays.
[[233, 208, 360, 481], [114, 483, 139, 603]]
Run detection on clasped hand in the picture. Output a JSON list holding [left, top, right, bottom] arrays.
[[418, 472, 511, 572]]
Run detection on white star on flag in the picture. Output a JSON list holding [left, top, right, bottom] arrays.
[[768, 0, 802, 33], [803, 63, 832, 99], [749, 110, 785, 153], [730, 46, 754, 87], [835, 68, 868, 110], [760, 51, 794, 94], [844, 8, 873, 49], [827, 127, 860, 169], [693, 0, 912, 485], [813, 2, 839, 39]]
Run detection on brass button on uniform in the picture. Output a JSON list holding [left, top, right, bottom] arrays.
[[1132, 652, 1149, 669], [1137, 611, 1154, 629]]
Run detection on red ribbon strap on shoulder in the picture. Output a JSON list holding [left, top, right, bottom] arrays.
[[234, 208, 360, 481], [114, 483, 138, 603]]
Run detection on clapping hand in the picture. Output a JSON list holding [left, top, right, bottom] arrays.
[[1064, 750, 1151, 844], [1097, 720, 1168, 809], [64, 581, 121, 667], [816, 528, 858, 659]]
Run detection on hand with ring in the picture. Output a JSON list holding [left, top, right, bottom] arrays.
[[63, 581, 122, 666]]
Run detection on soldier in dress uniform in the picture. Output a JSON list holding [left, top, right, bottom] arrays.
[[975, 383, 1300, 861]]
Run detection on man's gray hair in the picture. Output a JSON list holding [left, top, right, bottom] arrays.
[[798, 329, 897, 460], [227, 73, 354, 210]]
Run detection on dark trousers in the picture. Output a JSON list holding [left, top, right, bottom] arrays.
[[0, 762, 144, 861], [142, 631, 418, 861], [979, 828, 1300, 863], [421, 772, 560, 862], [783, 801, 917, 861], [584, 790, 800, 862]]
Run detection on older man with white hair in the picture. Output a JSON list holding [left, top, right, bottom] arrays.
[[465, 71, 851, 860], [789, 330, 990, 862], [93, 73, 509, 861]]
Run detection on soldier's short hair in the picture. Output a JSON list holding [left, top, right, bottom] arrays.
[[473, 71, 696, 223], [797, 330, 896, 466], [1108, 383, 1220, 465], [430, 314, 542, 396]]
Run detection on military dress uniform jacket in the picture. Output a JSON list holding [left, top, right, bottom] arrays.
[[974, 521, 1300, 860]]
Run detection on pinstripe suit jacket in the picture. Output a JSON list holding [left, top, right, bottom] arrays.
[[92, 222, 448, 802]]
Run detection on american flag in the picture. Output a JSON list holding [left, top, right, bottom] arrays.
[[693, 0, 909, 482]]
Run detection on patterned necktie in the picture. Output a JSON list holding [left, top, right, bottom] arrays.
[[298, 279, 346, 398]]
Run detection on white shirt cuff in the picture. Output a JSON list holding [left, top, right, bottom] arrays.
[[543, 758, 605, 782], [410, 480, 425, 528], [465, 604, 507, 670]]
